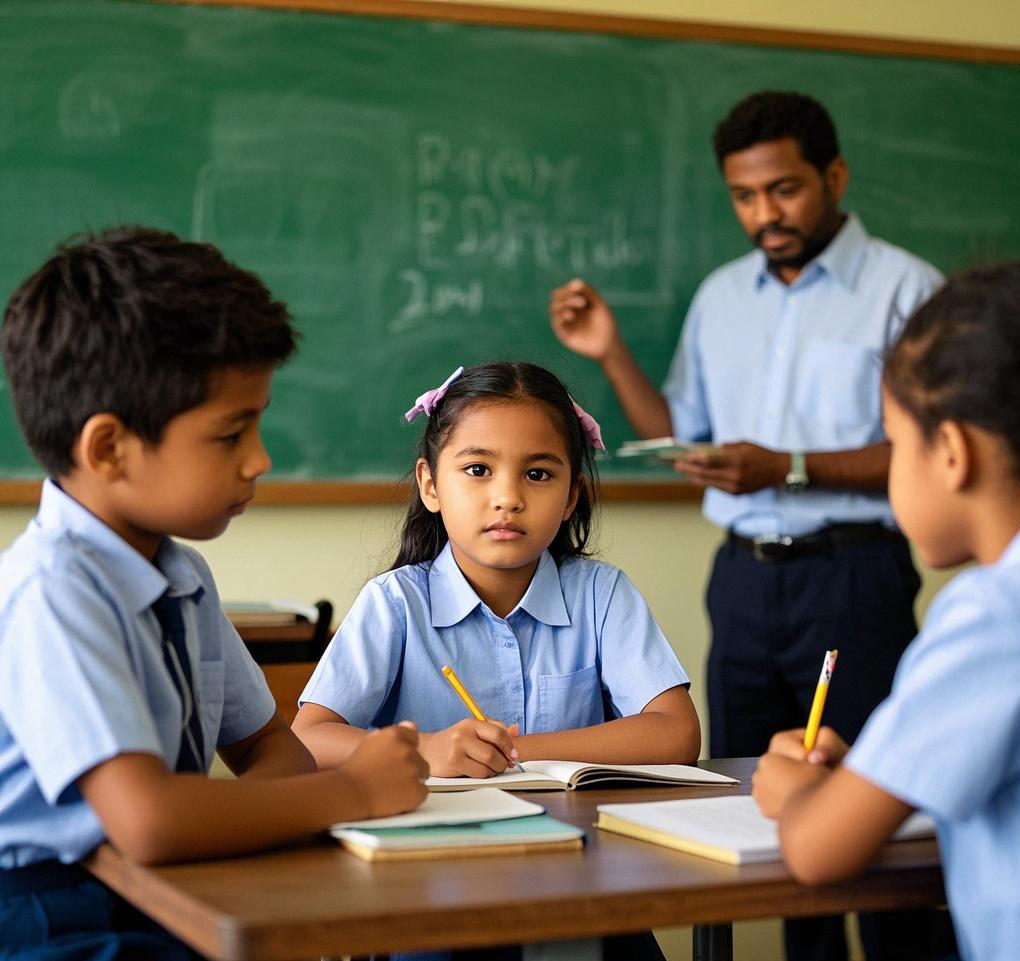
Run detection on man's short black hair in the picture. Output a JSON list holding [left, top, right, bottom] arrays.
[[712, 91, 841, 173], [1, 226, 298, 477]]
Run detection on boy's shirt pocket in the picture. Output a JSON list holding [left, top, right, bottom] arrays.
[[535, 664, 602, 732]]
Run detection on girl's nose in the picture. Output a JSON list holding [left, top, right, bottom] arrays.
[[242, 434, 272, 480], [492, 479, 524, 512]]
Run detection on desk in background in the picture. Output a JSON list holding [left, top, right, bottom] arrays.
[[229, 600, 333, 725], [84, 758, 944, 961]]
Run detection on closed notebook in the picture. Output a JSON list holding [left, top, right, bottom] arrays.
[[330, 788, 583, 862], [596, 794, 936, 865], [427, 760, 738, 792], [616, 437, 724, 462]]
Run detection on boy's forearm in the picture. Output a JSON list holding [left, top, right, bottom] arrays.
[[219, 711, 318, 778], [292, 718, 369, 769], [81, 754, 376, 865]]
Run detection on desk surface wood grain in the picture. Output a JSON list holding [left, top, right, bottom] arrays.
[[85, 758, 944, 961]]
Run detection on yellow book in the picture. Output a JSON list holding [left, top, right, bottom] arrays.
[[597, 795, 935, 865]]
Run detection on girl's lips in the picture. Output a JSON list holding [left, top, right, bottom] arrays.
[[485, 524, 525, 540]]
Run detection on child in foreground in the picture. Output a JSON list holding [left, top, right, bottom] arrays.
[[752, 262, 1020, 961], [295, 360, 700, 961], [0, 227, 427, 959]]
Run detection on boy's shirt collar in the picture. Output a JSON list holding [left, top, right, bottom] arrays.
[[35, 479, 204, 614], [428, 542, 569, 627]]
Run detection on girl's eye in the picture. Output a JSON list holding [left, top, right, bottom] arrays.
[[219, 432, 243, 447], [464, 464, 490, 477], [526, 468, 552, 482]]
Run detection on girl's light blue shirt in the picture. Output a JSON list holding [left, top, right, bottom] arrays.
[[301, 543, 689, 733], [0, 481, 275, 867], [847, 529, 1020, 961]]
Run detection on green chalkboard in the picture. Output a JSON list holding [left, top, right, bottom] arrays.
[[1, 1, 1018, 483]]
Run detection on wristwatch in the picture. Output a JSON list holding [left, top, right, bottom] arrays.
[[784, 450, 809, 493]]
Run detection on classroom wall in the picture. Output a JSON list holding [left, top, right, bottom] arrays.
[[431, 0, 1020, 50]]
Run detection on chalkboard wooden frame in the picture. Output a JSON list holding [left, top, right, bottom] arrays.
[[0, 1, 1016, 505]]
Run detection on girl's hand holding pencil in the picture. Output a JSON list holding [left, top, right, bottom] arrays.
[[418, 718, 520, 778]]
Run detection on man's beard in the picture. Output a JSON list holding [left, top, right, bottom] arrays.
[[754, 207, 845, 271]]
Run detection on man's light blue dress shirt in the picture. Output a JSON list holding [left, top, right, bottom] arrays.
[[846, 529, 1020, 961], [0, 481, 275, 867], [301, 543, 689, 732], [662, 214, 943, 537]]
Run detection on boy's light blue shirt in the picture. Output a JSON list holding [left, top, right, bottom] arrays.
[[663, 214, 943, 537], [301, 543, 689, 733], [0, 480, 275, 867], [846, 529, 1020, 961]]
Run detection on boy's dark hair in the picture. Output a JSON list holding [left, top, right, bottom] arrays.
[[884, 261, 1020, 471], [2, 226, 297, 477], [392, 362, 599, 569], [712, 91, 841, 173]]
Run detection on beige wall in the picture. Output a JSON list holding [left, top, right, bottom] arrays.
[[430, 0, 1020, 50]]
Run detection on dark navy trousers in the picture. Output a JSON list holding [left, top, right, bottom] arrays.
[[0, 860, 197, 961]]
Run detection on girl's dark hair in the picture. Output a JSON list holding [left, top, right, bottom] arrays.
[[883, 261, 1020, 471], [391, 362, 599, 569]]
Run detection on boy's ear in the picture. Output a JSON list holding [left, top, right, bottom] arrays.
[[415, 458, 441, 514], [76, 413, 134, 481], [934, 420, 971, 492]]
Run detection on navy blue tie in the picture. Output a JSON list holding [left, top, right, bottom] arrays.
[[152, 593, 206, 773]]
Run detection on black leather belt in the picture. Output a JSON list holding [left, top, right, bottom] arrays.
[[729, 523, 903, 562]]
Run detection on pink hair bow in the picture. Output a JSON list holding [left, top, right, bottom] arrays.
[[404, 366, 464, 422], [571, 398, 606, 450]]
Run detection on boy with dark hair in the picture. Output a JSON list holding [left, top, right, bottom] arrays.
[[0, 226, 428, 959]]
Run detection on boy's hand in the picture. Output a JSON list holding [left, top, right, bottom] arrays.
[[340, 722, 429, 819], [420, 718, 520, 778], [767, 726, 850, 767]]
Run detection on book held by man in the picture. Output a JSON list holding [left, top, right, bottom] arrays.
[[615, 437, 724, 462], [426, 760, 738, 792], [330, 787, 585, 861], [596, 794, 935, 865]]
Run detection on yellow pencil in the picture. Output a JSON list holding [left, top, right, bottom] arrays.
[[803, 649, 838, 751], [441, 665, 486, 721]]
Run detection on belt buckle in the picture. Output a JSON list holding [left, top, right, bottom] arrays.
[[752, 533, 794, 562]]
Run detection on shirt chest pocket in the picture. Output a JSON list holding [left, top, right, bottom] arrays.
[[794, 339, 882, 436], [536, 664, 602, 733]]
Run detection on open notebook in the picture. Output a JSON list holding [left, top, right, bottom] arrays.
[[330, 788, 584, 861], [596, 794, 936, 865], [427, 760, 738, 792]]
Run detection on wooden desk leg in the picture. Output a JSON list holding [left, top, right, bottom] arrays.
[[693, 922, 733, 961]]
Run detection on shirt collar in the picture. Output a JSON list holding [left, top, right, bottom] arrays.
[[35, 479, 204, 614], [427, 543, 570, 627], [753, 212, 868, 292]]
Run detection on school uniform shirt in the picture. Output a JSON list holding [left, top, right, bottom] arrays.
[[300, 543, 689, 733], [0, 480, 275, 867], [845, 529, 1020, 961], [662, 213, 943, 537]]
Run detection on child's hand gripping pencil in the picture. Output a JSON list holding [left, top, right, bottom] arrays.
[[440, 665, 523, 775]]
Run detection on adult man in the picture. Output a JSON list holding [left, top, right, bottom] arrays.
[[550, 91, 947, 961]]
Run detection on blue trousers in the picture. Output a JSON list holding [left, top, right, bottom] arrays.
[[0, 860, 197, 961], [706, 532, 955, 961]]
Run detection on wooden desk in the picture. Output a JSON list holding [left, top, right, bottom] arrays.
[[84, 759, 944, 961]]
